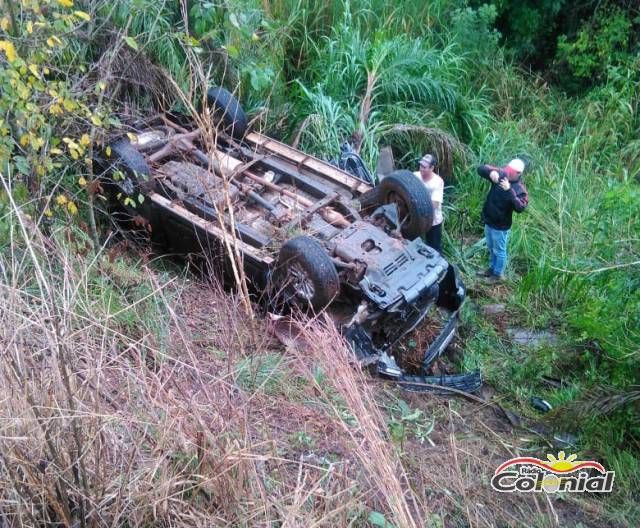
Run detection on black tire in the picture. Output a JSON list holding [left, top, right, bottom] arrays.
[[273, 236, 339, 310], [206, 86, 248, 139], [108, 138, 150, 194], [379, 170, 434, 239]]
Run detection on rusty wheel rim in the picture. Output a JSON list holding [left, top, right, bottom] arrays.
[[287, 262, 315, 301]]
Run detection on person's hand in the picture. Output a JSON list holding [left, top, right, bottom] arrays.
[[489, 170, 500, 183], [499, 178, 511, 190]]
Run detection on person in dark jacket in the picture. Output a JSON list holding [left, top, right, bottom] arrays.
[[476, 158, 529, 281]]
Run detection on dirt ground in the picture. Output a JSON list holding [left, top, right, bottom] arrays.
[[164, 280, 622, 528]]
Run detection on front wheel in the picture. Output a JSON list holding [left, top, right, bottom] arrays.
[[272, 236, 339, 311]]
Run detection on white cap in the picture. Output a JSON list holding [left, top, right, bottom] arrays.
[[419, 154, 437, 167], [508, 158, 525, 173]]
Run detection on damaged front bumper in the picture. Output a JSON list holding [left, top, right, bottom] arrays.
[[393, 370, 483, 395], [345, 264, 482, 394], [375, 309, 481, 394]]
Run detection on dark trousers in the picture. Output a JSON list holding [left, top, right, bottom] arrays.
[[425, 223, 443, 253]]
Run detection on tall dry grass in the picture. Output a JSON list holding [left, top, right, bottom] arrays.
[[0, 184, 422, 526], [0, 194, 332, 525], [0, 195, 246, 525], [281, 315, 426, 527]]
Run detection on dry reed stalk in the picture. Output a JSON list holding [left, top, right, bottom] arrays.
[[151, 1, 254, 318], [0, 190, 242, 525], [289, 314, 426, 527]]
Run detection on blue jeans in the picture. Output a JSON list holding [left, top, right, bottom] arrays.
[[485, 225, 509, 276]]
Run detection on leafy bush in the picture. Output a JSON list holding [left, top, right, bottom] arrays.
[[450, 3, 501, 60], [556, 7, 635, 85], [1, 2, 98, 203]]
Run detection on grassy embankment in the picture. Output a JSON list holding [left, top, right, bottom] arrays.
[[256, 0, 640, 494], [1, 0, 638, 525]]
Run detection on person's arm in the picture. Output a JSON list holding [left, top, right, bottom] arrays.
[[478, 164, 502, 183], [431, 179, 444, 210], [510, 183, 529, 213]]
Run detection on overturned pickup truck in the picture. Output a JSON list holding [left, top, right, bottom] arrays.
[[98, 87, 479, 393]]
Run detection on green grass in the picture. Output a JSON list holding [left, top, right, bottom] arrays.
[[234, 352, 309, 398]]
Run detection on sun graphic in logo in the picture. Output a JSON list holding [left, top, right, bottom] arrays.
[[494, 451, 606, 475], [546, 451, 579, 472]]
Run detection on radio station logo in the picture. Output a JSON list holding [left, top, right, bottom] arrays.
[[491, 451, 614, 493]]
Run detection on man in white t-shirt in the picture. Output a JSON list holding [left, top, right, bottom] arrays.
[[413, 154, 444, 252]]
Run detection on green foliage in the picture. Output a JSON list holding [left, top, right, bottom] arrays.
[[368, 511, 396, 528], [291, 430, 314, 449], [109, 0, 187, 85], [234, 352, 307, 397], [450, 3, 501, 60], [484, 0, 566, 61], [188, 1, 284, 100], [386, 398, 435, 449], [0, 2, 99, 204], [235, 353, 285, 394], [556, 8, 635, 83], [562, 183, 640, 387], [289, 5, 469, 172], [469, 0, 640, 94]]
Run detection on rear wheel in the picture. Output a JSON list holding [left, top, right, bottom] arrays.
[[206, 86, 248, 139], [379, 170, 434, 239], [272, 236, 339, 310], [107, 138, 150, 196], [104, 139, 153, 242]]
